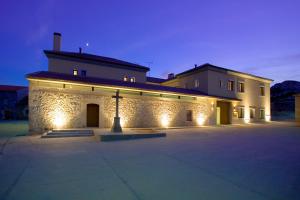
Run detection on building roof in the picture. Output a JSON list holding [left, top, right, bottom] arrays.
[[26, 71, 240, 101], [44, 50, 150, 72], [146, 76, 167, 84], [0, 85, 27, 92], [175, 63, 273, 82]]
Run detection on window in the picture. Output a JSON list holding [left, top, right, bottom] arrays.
[[123, 76, 128, 81], [194, 79, 200, 88], [73, 69, 78, 76], [238, 107, 244, 118], [238, 82, 245, 93], [186, 110, 193, 121], [81, 70, 86, 77], [227, 80, 234, 91], [219, 80, 222, 88], [260, 109, 265, 119], [130, 77, 136, 82], [260, 86, 265, 96], [250, 108, 255, 119]]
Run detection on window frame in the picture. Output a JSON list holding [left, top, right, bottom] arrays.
[[81, 70, 87, 77], [260, 86, 265, 96], [259, 109, 265, 119], [238, 82, 245, 93], [73, 69, 78, 76], [130, 77, 136, 83], [227, 80, 235, 91], [186, 110, 193, 122], [238, 107, 244, 118], [194, 79, 200, 88], [250, 108, 255, 119]]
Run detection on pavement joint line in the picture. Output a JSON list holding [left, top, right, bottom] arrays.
[[101, 156, 142, 200], [0, 138, 11, 156], [164, 153, 280, 200], [0, 159, 31, 200]]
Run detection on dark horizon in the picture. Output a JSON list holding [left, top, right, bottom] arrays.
[[1, 0, 300, 86]]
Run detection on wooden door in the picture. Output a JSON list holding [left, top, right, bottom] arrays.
[[87, 104, 99, 127]]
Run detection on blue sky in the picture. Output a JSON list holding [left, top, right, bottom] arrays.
[[1, 0, 300, 86]]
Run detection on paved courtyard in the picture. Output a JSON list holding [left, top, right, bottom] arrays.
[[0, 122, 300, 200]]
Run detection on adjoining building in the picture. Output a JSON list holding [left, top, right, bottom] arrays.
[[27, 33, 273, 133], [0, 85, 28, 120]]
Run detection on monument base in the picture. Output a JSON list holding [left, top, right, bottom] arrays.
[[111, 117, 122, 133]]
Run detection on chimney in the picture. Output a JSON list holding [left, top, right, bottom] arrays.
[[53, 32, 61, 51], [168, 73, 175, 79], [79, 47, 82, 54]]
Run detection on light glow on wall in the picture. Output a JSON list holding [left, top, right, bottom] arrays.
[[244, 118, 250, 123], [197, 113, 205, 126], [265, 115, 271, 122], [52, 110, 67, 129], [161, 114, 169, 127]]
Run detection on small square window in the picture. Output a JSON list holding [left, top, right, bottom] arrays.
[[123, 76, 128, 81], [81, 70, 86, 76], [130, 77, 135, 82], [186, 110, 193, 121], [73, 69, 78, 76], [238, 82, 245, 93], [260, 86, 265, 96], [227, 80, 234, 91]]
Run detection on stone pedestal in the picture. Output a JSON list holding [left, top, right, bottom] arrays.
[[111, 117, 122, 133]]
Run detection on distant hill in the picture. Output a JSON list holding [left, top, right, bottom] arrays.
[[271, 80, 300, 120]]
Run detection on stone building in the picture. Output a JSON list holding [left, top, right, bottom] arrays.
[[27, 33, 273, 133]]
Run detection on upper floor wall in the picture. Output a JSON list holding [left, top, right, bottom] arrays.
[[47, 55, 148, 83], [46, 33, 149, 83]]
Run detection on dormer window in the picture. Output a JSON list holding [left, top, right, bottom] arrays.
[[130, 77, 135, 83], [73, 69, 78, 76], [123, 76, 128, 81]]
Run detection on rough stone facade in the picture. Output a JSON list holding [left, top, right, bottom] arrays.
[[29, 82, 216, 133]]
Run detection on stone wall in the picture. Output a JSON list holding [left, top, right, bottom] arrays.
[[29, 81, 216, 133]]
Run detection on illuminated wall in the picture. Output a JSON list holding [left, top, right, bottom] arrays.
[[28, 81, 215, 133]]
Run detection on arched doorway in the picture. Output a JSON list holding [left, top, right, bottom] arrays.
[[86, 104, 99, 127]]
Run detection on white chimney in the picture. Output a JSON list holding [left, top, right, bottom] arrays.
[[53, 32, 61, 51]]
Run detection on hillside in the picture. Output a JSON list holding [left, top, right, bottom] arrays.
[[271, 80, 300, 120]]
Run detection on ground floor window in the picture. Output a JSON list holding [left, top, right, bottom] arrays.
[[238, 107, 244, 118], [186, 110, 193, 121], [260, 109, 265, 119], [250, 108, 255, 119]]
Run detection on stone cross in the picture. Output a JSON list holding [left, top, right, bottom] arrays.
[[111, 90, 123, 133]]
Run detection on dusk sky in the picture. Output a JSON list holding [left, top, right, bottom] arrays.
[[1, 0, 300, 86]]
